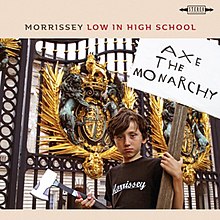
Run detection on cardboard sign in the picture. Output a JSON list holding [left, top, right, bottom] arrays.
[[127, 39, 220, 119]]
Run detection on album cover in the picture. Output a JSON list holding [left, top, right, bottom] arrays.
[[1, 0, 220, 220]]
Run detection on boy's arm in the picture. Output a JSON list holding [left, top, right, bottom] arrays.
[[160, 152, 184, 209], [172, 171, 183, 209]]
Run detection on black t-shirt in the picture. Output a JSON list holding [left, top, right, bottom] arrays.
[[104, 157, 163, 209]]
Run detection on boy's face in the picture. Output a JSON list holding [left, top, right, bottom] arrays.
[[113, 121, 146, 163]]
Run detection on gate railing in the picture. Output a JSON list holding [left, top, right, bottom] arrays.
[[1, 38, 220, 209]]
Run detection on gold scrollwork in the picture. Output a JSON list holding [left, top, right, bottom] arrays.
[[0, 38, 21, 57], [149, 95, 212, 185]]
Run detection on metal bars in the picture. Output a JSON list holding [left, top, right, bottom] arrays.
[[0, 38, 220, 209]]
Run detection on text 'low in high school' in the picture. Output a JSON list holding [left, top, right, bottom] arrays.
[[86, 23, 196, 31]]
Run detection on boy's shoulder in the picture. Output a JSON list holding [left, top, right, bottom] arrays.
[[138, 157, 161, 167]]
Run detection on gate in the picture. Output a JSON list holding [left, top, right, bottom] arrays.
[[0, 38, 220, 209]]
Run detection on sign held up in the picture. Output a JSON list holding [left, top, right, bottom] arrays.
[[128, 39, 220, 119]]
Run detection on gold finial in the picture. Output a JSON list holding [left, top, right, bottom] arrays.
[[70, 64, 81, 74]]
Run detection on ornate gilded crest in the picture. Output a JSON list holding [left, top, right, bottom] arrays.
[[149, 95, 212, 185], [0, 38, 20, 70], [39, 54, 136, 179]]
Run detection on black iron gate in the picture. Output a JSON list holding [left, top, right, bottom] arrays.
[[0, 38, 220, 209], [0, 39, 32, 208]]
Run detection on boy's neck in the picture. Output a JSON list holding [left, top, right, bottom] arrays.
[[123, 155, 142, 163]]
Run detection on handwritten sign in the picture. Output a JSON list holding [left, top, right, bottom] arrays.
[[127, 39, 220, 119]]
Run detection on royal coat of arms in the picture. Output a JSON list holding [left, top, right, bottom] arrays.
[[39, 54, 136, 179]]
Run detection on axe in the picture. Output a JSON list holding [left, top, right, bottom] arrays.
[[30, 169, 107, 209]]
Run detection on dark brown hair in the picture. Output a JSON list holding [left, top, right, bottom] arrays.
[[107, 108, 147, 143]]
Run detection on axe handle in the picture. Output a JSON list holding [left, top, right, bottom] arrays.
[[57, 182, 107, 209]]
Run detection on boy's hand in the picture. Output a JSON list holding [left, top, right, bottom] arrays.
[[160, 152, 183, 180], [75, 193, 95, 209]]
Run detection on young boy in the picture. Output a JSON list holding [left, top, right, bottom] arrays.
[[76, 108, 183, 209]]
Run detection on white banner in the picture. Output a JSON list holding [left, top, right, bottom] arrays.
[[127, 39, 220, 119]]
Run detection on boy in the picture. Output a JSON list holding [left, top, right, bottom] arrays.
[[76, 108, 183, 209]]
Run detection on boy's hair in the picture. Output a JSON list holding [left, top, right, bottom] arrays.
[[107, 108, 147, 143]]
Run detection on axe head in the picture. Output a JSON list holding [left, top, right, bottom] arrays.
[[30, 169, 57, 201]]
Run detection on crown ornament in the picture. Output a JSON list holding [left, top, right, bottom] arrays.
[[69, 54, 109, 93]]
